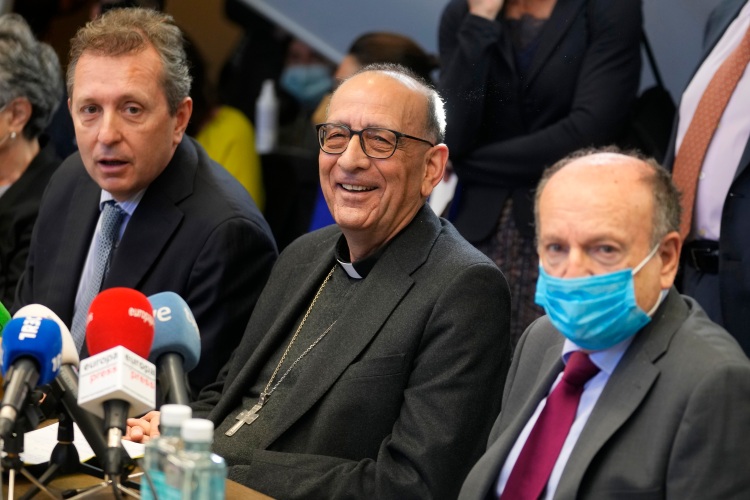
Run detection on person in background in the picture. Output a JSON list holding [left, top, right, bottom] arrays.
[[0, 13, 63, 305], [439, 0, 641, 346], [184, 38, 265, 210], [276, 37, 334, 151], [308, 32, 439, 230], [311, 32, 439, 126], [127, 64, 512, 500], [664, 0, 750, 355], [459, 148, 750, 499], [14, 8, 277, 396], [218, 0, 288, 129]]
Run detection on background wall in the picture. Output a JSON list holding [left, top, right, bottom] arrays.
[[40, 0, 241, 86]]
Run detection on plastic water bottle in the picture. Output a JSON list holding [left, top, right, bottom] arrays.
[[162, 418, 226, 499], [255, 79, 279, 154], [140, 404, 192, 500]]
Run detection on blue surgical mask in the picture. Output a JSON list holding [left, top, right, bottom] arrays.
[[280, 64, 332, 109], [535, 244, 662, 351]]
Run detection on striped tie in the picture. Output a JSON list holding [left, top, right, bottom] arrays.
[[672, 25, 750, 239], [70, 201, 125, 351]]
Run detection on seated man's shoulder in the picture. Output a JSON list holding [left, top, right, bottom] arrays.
[[668, 295, 750, 371], [428, 219, 505, 281], [184, 154, 272, 236]]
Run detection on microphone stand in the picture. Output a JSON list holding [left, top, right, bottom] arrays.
[[64, 437, 142, 500], [16, 382, 140, 499], [17, 408, 104, 500], [1, 408, 59, 500]]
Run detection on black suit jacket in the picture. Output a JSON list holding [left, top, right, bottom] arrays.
[[664, 0, 750, 354], [15, 137, 278, 392], [459, 290, 750, 499], [439, 0, 641, 241], [191, 206, 512, 499], [0, 138, 59, 306]]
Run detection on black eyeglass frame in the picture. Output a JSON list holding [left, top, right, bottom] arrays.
[[315, 123, 435, 159]]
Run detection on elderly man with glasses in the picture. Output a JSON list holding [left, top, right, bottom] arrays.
[[128, 63, 512, 500]]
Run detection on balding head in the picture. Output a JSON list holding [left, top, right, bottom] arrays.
[[534, 148, 682, 313], [535, 148, 681, 246]]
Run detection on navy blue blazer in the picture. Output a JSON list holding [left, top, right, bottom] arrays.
[[0, 138, 59, 306], [15, 137, 278, 393], [664, 0, 750, 354]]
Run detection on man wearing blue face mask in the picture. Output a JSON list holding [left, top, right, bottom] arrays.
[[459, 147, 750, 500]]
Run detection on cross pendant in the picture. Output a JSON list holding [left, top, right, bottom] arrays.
[[225, 393, 269, 436]]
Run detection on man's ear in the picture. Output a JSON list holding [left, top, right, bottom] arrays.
[[172, 96, 193, 145], [659, 231, 682, 289], [420, 143, 449, 199]]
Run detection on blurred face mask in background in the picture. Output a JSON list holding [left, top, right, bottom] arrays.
[[280, 64, 332, 109]]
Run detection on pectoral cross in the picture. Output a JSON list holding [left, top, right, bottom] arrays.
[[225, 392, 269, 436]]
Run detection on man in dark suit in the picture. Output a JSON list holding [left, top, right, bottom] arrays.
[[13, 8, 277, 394], [129, 64, 512, 499], [664, 0, 750, 355], [459, 149, 750, 499]]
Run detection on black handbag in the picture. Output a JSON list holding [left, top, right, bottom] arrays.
[[618, 32, 677, 163]]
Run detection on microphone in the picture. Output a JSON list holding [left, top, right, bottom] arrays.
[[13, 304, 123, 471], [0, 317, 62, 438], [0, 301, 10, 335], [148, 292, 201, 405], [77, 287, 156, 477]]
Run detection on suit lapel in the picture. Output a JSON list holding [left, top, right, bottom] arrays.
[[103, 139, 195, 289], [700, 0, 750, 180], [245, 206, 440, 449], [703, 0, 747, 60], [214, 240, 340, 419], [524, 0, 586, 86], [554, 290, 688, 498], [733, 135, 750, 180], [47, 167, 100, 322], [474, 342, 563, 496]]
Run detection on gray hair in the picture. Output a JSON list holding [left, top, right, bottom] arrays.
[[67, 7, 190, 115], [0, 13, 63, 139], [343, 62, 446, 144], [534, 146, 682, 246]]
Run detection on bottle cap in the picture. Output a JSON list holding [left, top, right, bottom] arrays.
[[160, 404, 192, 428], [181, 418, 214, 443]]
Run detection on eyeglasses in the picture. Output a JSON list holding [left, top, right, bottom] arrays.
[[316, 123, 435, 159]]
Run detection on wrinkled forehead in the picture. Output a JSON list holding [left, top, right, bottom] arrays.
[[539, 155, 655, 233]]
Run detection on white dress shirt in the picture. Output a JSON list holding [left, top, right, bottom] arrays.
[[676, 1, 750, 240], [495, 337, 633, 499]]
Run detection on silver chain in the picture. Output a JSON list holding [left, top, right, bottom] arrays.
[[261, 265, 337, 398]]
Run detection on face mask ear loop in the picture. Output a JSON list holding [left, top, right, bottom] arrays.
[[632, 243, 661, 276]]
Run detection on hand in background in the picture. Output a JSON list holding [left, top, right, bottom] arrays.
[[125, 410, 161, 444], [468, 0, 504, 19]]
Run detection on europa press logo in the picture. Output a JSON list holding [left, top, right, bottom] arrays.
[[129, 307, 155, 327]]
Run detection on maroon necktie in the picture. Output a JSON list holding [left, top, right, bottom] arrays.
[[672, 24, 750, 240], [500, 351, 600, 500]]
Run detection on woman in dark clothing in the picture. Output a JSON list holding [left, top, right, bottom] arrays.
[[0, 14, 64, 306], [439, 0, 642, 345]]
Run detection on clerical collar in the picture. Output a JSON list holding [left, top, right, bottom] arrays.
[[334, 236, 383, 279]]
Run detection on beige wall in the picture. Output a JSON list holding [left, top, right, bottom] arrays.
[[166, 0, 243, 85], [45, 0, 243, 85]]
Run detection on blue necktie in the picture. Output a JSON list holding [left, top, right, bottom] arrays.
[[71, 201, 125, 351]]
